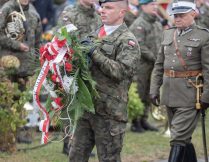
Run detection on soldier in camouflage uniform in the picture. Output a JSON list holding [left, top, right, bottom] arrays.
[[196, 0, 209, 29], [58, 0, 101, 155], [0, 0, 42, 88], [69, 0, 140, 161], [150, 0, 209, 161], [0, 0, 42, 143], [0, 0, 9, 8], [129, 0, 163, 133], [58, 0, 101, 39], [124, 0, 139, 27]]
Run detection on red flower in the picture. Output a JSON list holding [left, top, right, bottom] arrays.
[[39, 45, 45, 55], [54, 97, 63, 106], [51, 74, 57, 83], [55, 37, 67, 48], [65, 62, 72, 72], [69, 48, 74, 55]]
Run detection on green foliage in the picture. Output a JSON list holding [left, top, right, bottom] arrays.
[[127, 82, 144, 120], [0, 81, 29, 134]]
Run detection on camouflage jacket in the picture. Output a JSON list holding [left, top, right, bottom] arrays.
[[129, 12, 163, 64], [88, 23, 140, 122], [0, 0, 42, 51], [196, 4, 209, 29], [58, 3, 101, 39], [0, 0, 42, 77], [150, 24, 209, 107]]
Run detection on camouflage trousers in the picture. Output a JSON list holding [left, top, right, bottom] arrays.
[[69, 112, 126, 162], [166, 106, 200, 146]]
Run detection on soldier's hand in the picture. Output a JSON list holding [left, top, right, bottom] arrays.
[[80, 37, 93, 46], [20, 43, 29, 52], [150, 94, 160, 106], [201, 101, 209, 109]]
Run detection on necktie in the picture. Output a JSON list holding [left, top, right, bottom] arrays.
[[98, 26, 106, 38]]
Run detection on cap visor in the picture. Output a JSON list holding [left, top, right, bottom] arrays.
[[170, 8, 192, 15]]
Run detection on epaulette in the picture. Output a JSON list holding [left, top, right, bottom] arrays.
[[196, 25, 209, 32]]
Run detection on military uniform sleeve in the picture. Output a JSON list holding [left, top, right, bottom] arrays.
[[35, 17, 42, 49], [129, 21, 156, 62], [57, 6, 74, 26], [0, 7, 20, 50], [150, 43, 164, 95], [201, 34, 209, 103], [92, 38, 140, 81]]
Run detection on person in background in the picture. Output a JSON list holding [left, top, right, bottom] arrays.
[[0, 0, 42, 143], [129, 0, 163, 133], [124, 0, 139, 27], [32, 0, 55, 31]]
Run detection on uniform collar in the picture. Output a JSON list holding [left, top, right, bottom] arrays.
[[141, 11, 157, 23], [177, 22, 196, 36]]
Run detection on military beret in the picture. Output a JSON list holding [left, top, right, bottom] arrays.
[[170, 0, 196, 15], [99, 0, 125, 4], [139, 0, 155, 5]]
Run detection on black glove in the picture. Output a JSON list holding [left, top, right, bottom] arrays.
[[80, 38, 96, 58], [80, 37, 93, 46], [201, 101, 209, 109], [150, 94, 160, 106]]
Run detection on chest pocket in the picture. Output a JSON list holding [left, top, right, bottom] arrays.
[[161, 37, 173, 55], [183, 41, 200, 59], [100, 43, 115, 58]]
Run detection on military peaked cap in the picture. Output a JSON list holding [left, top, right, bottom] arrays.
[[171, 0, 196, 15], [99, 0, 125, 4]]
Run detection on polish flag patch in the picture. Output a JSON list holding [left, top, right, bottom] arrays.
[[128, 40, 136, 47]]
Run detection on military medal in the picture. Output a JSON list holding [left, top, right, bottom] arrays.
[[186, 47, 192, 57]]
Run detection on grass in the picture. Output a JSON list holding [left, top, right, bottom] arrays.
[[0, 115, 209, 162]]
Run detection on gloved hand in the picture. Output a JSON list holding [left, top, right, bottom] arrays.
[[80, 38, 96, 58], [149, 94, 160, 106], [201, 101, 209, 109], [80, 37, 94, 46]]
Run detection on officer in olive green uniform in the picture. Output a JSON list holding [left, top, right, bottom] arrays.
[[150, 0, 209, 161], [196, 0, 209, 29], [58, 0, 101, 39], [69, 0, 140, 161], [58, 0, 101, 155], [129, 0, 163, 132], [0, 0, 42, 82]]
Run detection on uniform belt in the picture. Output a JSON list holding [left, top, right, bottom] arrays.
[[164, 70, 202, 78]]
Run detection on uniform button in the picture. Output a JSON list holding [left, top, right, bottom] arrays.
[[174, 53, 176, 56], [172, 60, 175, 62], [177, 40, 180, 43], [171, 66, 174, 69]]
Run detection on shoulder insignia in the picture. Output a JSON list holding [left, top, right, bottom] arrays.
[[128, 40, 136, 47], [197, 25, 209, 32]]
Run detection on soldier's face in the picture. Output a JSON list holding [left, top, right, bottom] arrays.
[[19, 0, 29, 6], [174, 11, 196, 29], [141, 2, 158, 16], [99, 2, 127, 25]]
